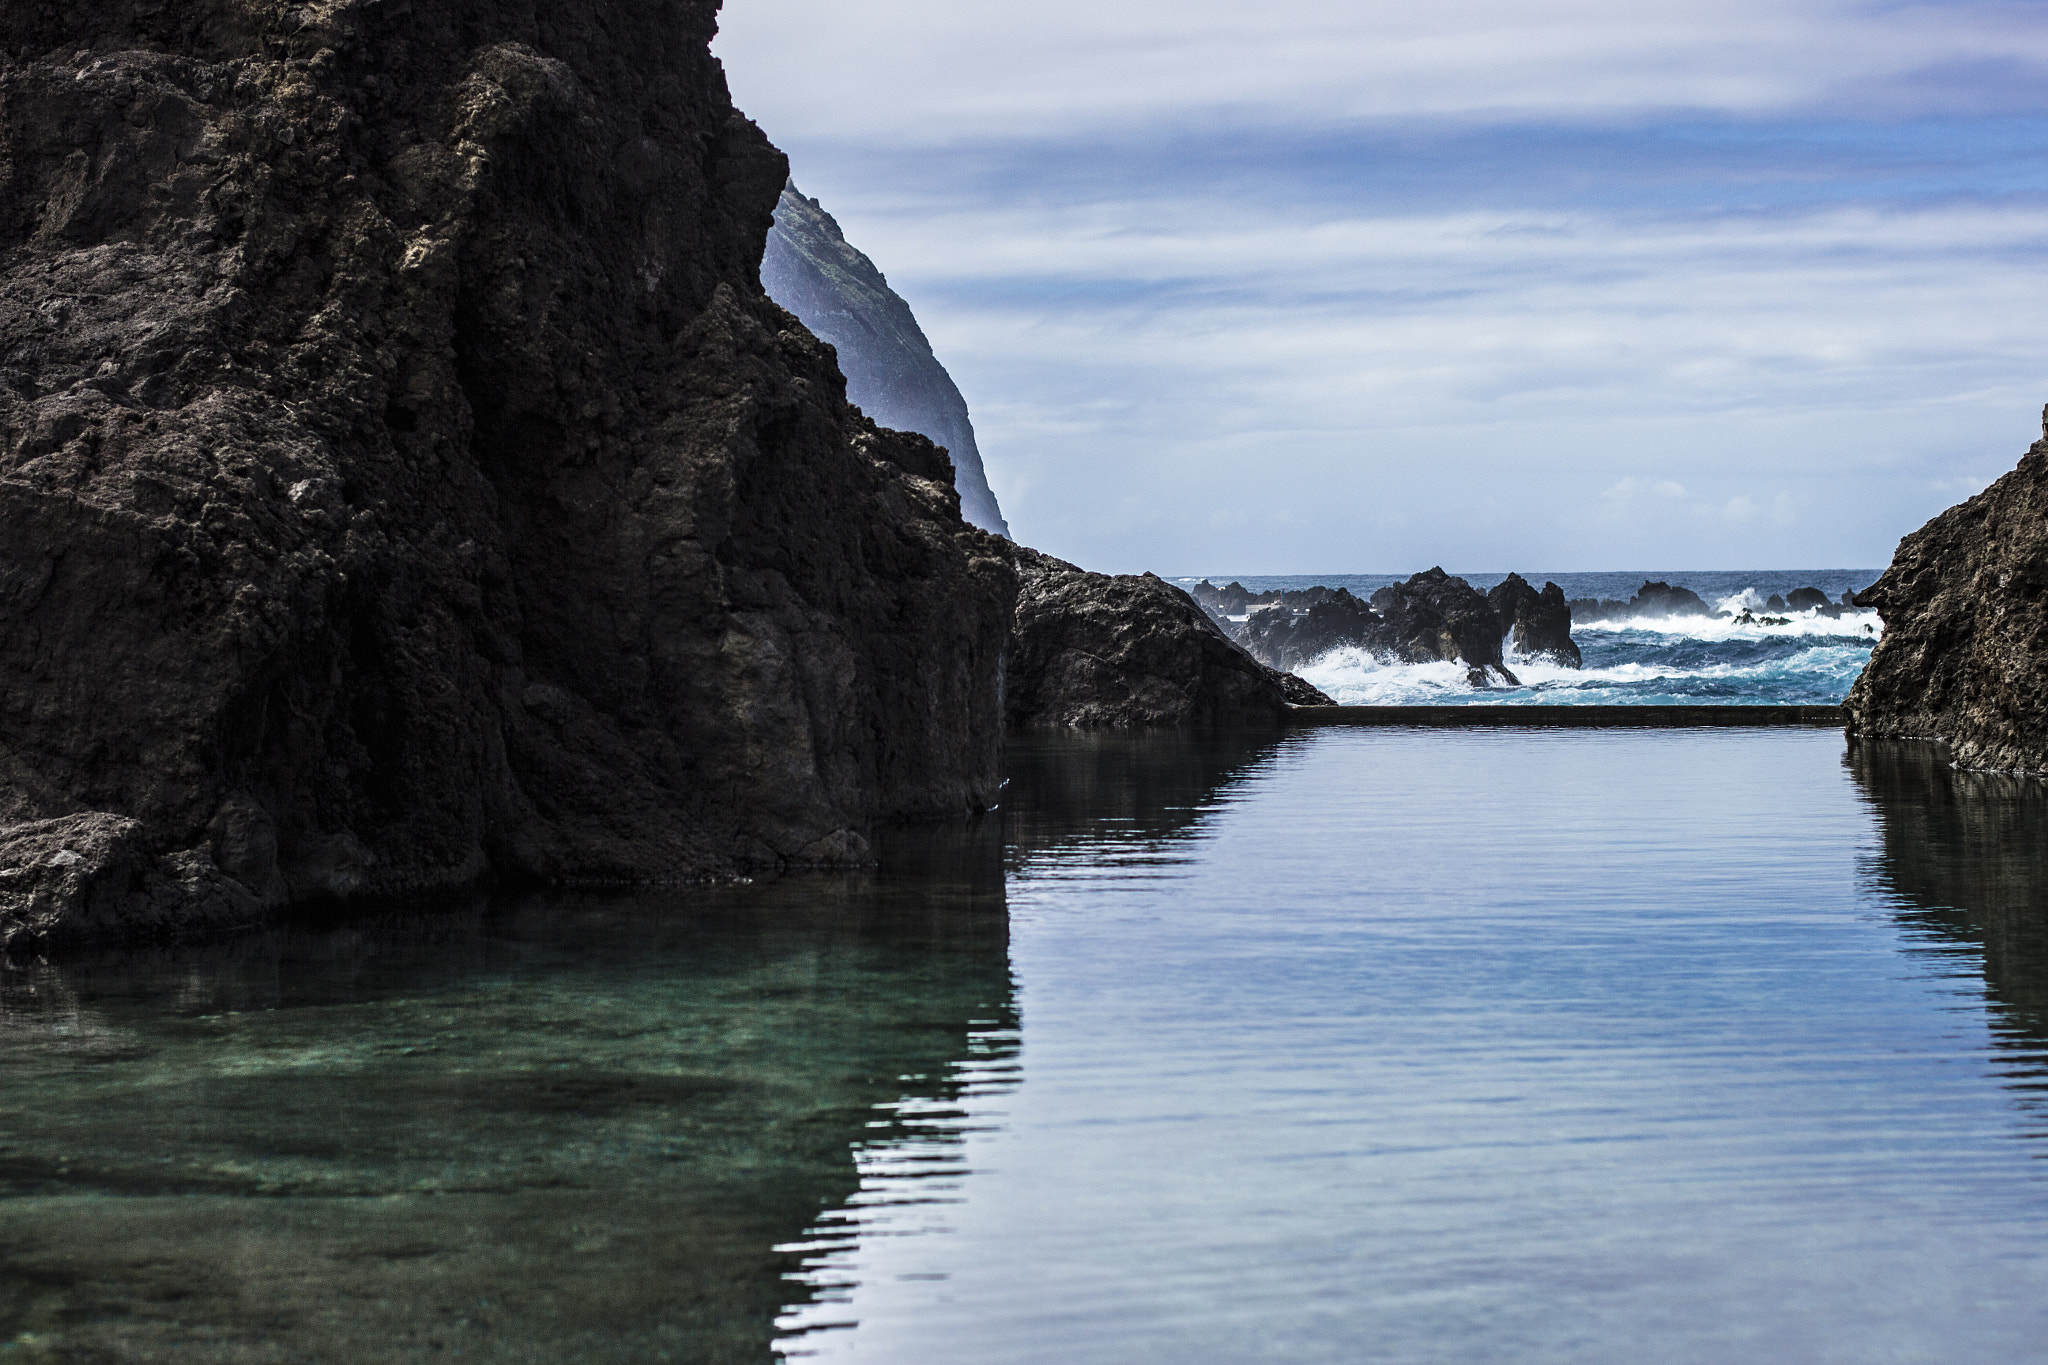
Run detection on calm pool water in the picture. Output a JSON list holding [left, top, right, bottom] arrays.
[[3, 729, 2046, 1362]]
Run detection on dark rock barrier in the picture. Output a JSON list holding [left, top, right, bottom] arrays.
[[1292, 705, 1846, 728], [1238, 590, 1381, 673]]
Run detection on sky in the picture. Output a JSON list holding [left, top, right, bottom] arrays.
[[713, 0, 2048, 575]]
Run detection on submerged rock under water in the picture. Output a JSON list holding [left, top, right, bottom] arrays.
[[0, 854, 1017, 1362]]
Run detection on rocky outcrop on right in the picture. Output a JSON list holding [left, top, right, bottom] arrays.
[[1487, 574, 1583, 668], [1848, 422, 2048, 772], [1007, 548, 1330, 727]]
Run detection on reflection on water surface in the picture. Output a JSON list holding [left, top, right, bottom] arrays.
[[5, 730, 2048, 1363], [799, 729, 2048, 1365], [1852, 738, 2048, 1125]]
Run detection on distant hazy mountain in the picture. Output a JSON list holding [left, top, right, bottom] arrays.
[[762, 181, 1010, 537]]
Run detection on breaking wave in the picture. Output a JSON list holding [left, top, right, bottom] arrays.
[[1296, 607, 1883, 707]]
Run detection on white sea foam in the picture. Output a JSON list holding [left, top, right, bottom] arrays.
[[1573, 606, 1884, 641], [1297, 616, 1882, 707], [1296, 651, 1485, 705]]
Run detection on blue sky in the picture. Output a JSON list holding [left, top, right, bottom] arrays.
[[715, 0, 2048, 574]]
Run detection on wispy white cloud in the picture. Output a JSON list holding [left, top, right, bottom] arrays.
[[715, 0, 2048, 572], [719, 0, 2048, 139], [860, 197, 2048, 568]]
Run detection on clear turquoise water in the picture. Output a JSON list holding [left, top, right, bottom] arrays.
[[5, 729, 2048, 1362]]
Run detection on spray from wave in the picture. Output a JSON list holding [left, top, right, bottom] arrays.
[[1297, 602, 1882, 706]]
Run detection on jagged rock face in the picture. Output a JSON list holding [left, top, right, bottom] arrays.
[[1369, 568, 1518, 686], [1238, 591, 1384, 673], [1007, 548, 1329, 727], [1849, 428, 2048, 773], [1209, 571, 1575, 680], [1488, 573, 1582, 668], [762, 181, 1010, 538], [0, 1, 1014, 944]]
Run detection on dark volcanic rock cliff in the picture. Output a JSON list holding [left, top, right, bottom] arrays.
[[1848, 418, 2048, 772], [762, 180, 1009, 537], [0, 1, 1014, 943], [1007, 548, 1329, 727]]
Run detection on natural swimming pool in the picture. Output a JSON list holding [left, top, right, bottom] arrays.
[[4, 728, 2045, 1362]]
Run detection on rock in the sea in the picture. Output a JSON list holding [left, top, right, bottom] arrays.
[[1571, 580, 1715, 623], [1766, 594, 1788, 612], [1369, 568, 1519, 686], [1631, 581, 1716, 617], [0, 2, 1015, 943], [1571, 581, 1714, 623], [762, 180, 1010, 538], [1487, 573, 1583, 668], [1849, 413, 2048, 772], [1567, 596, 1631, 623], [1190, 579, 1253, 622], [1238, 591, 1386, 673], [1007, 549, 1330, 726], [1785, 587, 1830, 611]]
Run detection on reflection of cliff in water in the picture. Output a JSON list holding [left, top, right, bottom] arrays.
[[1850, 738, 2048, 1100], [1001, 730, 1295, 866], [0, 831, 1014, 1364], [0, 737, 1298, 1359], [774, 731, 1291, 1350]]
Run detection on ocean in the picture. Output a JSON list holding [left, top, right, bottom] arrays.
[[1179, 570, 1884, 705]]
